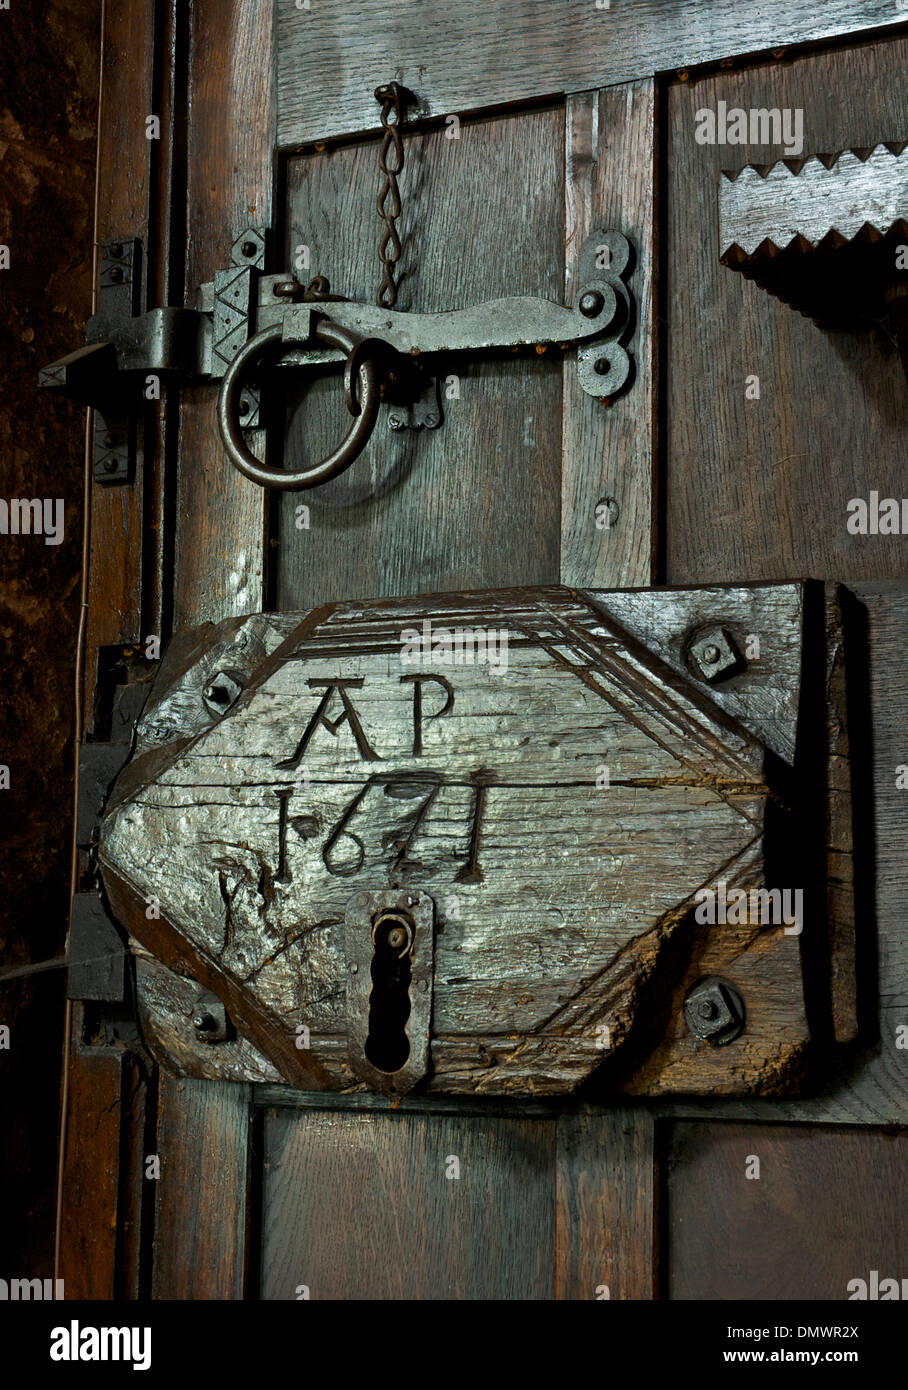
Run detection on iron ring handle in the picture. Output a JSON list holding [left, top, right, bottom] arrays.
[[217, 318, 381, 490]]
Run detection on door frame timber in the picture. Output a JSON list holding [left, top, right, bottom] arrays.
[[59, 0, 905, 1299], [275, 0, 907, 147]]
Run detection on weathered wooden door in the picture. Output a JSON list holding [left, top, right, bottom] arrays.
[[58, 0, 908, 1302]]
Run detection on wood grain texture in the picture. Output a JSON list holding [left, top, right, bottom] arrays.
[[174, 0, 274, 626], [127, 585, 823, 1100], [275, 0, 902, 147], [562, 82, 658, 590], [84, 0, 155, 712], [663, 582, 908, 1123], [260, 1108, 555, 1299], [667, 1122, 908, 1299], [142, 0, 187, 640], [103, 585, 814, 1097], [277, 105, 563, 610], [152, 1077, 252, 1299], [666, 37, 908, 586], [719, 143, 908, 337], [555, 1110, 657, 1300], [720, 144, 908, 257], [133, 943, 282, 1083], [84, 6, 278, 1303], [57, 1049, 125, 1299], [114, 1053, 150, 1300], [591, 583, 804, 762]]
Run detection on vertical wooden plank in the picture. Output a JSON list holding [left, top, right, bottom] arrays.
[[113, 1054, 151, 1299], [562, 81, 658, 590], [261, 1110, 555, 1300], [84, 0, 156, 720], [665, 38, 908, 587], [143, 0, 189, 641], [152, 0, 276, 1298], [555, 1110, 657, 1300], [57, 1051, 124, 1299], [667, 1123, 908, 1299], [58, 1042, 149, 1300], [277, 105, 564, 610], [152, 1077, 252, 1299], [173, 0, 275, 626], [54, 0, 152, 1301]]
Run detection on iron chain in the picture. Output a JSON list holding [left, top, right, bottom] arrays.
[[375, 82, 407, 308]]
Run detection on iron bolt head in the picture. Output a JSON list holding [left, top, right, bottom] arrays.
[[109, 265, 124, 283], [192, 995, 229, 1044], [684, 977, 745, 1044], [202, 669, 244, 718], [241, 240, 258, 259], [688, 626, 745, 684], [109, 243, 123, 259], [579, 289, 605, 318]]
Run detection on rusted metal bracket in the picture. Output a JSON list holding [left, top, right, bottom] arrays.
[[387, 372, 442, 433], [271, 229, 633, 398], [68, 894, 126, 1003], [41, 225, 636, 489], [40, 239, 146, 483], [39, 228, 267, 484], [216, 228, 635, 488]]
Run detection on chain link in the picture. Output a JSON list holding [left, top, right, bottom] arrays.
[[375, 82, 407, 308]]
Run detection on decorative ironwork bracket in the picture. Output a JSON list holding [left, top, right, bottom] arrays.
[[40, 225, 636, 487], [39, 229, 269, 484]]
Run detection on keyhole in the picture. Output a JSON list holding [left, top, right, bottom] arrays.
[[364, 912, 413, 1074]]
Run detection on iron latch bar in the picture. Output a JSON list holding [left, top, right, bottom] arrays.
[[255, 228, 634, 401], [215, 228, 635, 489], [41, 227, 635, 490], [281, 288, 619, 360]]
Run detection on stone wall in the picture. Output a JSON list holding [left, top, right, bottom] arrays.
[[0, 0, 100, 1276]]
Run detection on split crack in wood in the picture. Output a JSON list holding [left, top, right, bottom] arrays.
[[98, 584, 818, 1096]]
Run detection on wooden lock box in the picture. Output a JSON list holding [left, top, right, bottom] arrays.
[[97, 581, 859, 1101]]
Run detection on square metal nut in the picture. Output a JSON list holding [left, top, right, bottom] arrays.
[[684, 977, 745, 1044], [689, 626, 743, 683]]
